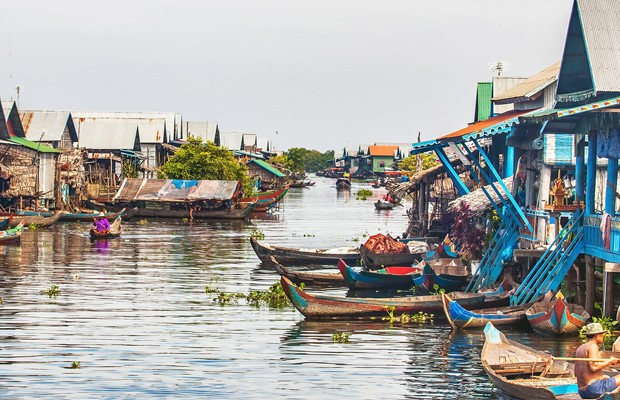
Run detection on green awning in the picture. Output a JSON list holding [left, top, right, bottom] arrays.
[[10, 136, 59, 153], [247, 159, 286, 178]]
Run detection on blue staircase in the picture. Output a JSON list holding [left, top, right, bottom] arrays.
[[467, 216, 519, 293], [510, 210, 585, 306]]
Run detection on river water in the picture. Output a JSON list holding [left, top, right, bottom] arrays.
[[0, 177, 583, 399]]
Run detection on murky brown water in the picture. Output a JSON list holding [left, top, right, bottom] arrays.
[[0, 177, 583, 398]]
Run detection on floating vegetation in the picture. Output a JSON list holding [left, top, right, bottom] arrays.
[[382, 305, 434, 324], [356, 189, 373, 201], [0, 297, 3, 305], [214, 291, 246, 305], [70, 361, 81, 369], [250, 229, 265, 240], [28, 223, 38, 230], [44, 285, 60, 297], [302, 233, 315, 237], [246, 281, 291, 308], [351, 237, 359, 242], [332, 332, 351, 343], [138, 219, 148, 225], [205, 277, 221, 294], [73, 274, 80, 281], [429, 284, 445, 295], [182, 217, 189, 223]]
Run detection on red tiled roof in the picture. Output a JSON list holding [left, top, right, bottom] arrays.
[[369, 145, 398, 156], [438, 110, 531, 140]]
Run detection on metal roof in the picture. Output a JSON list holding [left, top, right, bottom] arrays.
[[438, 110, 532, 141], [475, 82, 493, 122], [135, 119, 166, 144], [369, 145, 398, 156], [492, 63, 561, 105], [256, 138, 270, 152], [492, 77, 527, 115], [219, 131, 244, 150], [76, 119, 141, 150], [72, 111, 181, 142], [185, 121, 219, 143], [0, 98, 8, 140], [242, 133, 257, 147], [1, 100, 25, 138], [20, 111, 78, 143], [247, 159, 286, 177], [114, 178, 240, 202]]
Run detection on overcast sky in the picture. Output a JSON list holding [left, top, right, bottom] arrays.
[[1, 0, 571, 152]]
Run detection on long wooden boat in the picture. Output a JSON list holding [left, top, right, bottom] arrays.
[[374, 200, 394, 210], [9, 212, 62, 228], [335, 178, 351, 190], [0, 222, 23, 244], [338, 259, 423, 290], [525, 293, 590, 335], [482, 322, 620, 400], [281, 275, 486, 320], [240, 185, 289, 212], [442, 292, 530, 329], [90, 217, 122, 239], [359, 244, 421, 269], [17, 208, 126, 222], [131, 202, 255, 220], [250, 236, 362, 264], [0, 217, 11, 230], [273, 258, 346, 287], [289, 180, 315, 188]]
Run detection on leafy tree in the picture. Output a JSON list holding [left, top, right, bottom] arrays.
[[398, 153, 439, 175], [285, 148, 334, 172], [159, 137, 253, 194], [268, 154, 294, 171]]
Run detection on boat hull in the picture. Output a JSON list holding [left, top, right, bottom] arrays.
[[240, 186, 289, 212], [273, 259, 346, 287], [338, 260, 422, 290], [130, 203, 254, 220], [526, 296, 589, 335], [441, 292, 528, 329], [250, 237, 362, 264], [8, 212, 62, 228], [359, 245, 420, 269], [374, 200, 394, 210]]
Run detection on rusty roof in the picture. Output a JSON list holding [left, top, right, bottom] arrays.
[[368, 145, 398, 156], [492, 62, 560, 105], [438, 110, 532, 141]]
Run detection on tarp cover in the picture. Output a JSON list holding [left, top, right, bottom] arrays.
[[597, 129, 620, 159], [362, 234, 410, 254], [114, 178, 240, 202]]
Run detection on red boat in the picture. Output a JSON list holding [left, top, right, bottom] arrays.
[[240, 185, 289, 212]]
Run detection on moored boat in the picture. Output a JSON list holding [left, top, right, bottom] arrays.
[[9, 212, 62, 228], [280, 275, 486, 320], [481, 322, 582, 400], [250, 237, 362, 264], [0, 222, 24, 244], [338, 259, 423, 290], [240, 185, 289, 212], [17, 208, 126, 222], [442, 292, 531, 329], [89, 217, 122, 239], [0, 216, 11, 230], [335, 178, 351, 190], [359, 244, 421, 269], [525, 292, 590, 335], [289, 180, 315, 188], [130, 202, 255, 220], [273, 258, 346, 287]]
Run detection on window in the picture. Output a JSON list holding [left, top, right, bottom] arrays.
[[379, 161, 385, 168]]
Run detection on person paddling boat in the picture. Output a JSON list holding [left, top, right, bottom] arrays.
[[576, 322, 620, 399], [93, 211, 111, 233]]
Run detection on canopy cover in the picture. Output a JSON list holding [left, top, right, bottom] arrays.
[[114, 178, 241, 202]]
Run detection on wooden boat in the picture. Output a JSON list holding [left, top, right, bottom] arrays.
[[250, 236, 362, 264], [131, 202, 255, 220], [0, 222, 23, 244], [9, 212, 62, 228], [281, 275, 486, 320], [0, 216, 11, 230], [89, 217, 122, 239], [442, 292, 530, 329], [525, 293, 590, 335], [374, 200, 394, 210], [338, 259, 423, 290], [289, 180, 315, 188], [335, 178, 351, 190], [359, 244, 421, 269], [273, 258, 346, 287], [240, 185, 289, 212], [17, 208, 126, 222]]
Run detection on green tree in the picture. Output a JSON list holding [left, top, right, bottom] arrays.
[[398, 153, 439, 175], [285, 148, 334, 172], [268, 154, 294, 171], [159, 137, 253, 194]]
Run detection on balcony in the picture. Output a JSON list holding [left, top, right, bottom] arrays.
[[583, 214, 620, 263]]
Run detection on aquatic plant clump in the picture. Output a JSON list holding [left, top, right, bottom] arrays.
[[44, 285, 60, 297], [356, 189, 373, 200], [382, 305, 434, 325], [246, 282, 291, 308], [332, 332, 351, 343], [250, 229, 265, 240]]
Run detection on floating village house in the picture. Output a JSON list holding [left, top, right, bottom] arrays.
[[184, 121, 220, 145], [0, 100, 59, 209], [368, 145, 399, 174], [246, 159, 286, 190]]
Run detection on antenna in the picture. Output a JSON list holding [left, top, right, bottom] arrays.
[[13, 85, 21, 108], [275, 130, 278, 152], [488, 60, 512, 77]]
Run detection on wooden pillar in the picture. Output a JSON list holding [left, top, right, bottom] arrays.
[[603, 263, 619, 318], [586, 131, 597, 214], [585, 255, 595, 316], [537, 165, 551, 243], [605, 157, 618, 215], [418, 181, 426, 232]]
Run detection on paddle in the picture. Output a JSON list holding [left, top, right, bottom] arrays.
[[552, 357, 618, 362]]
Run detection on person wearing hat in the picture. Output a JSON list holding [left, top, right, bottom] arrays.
[[575, 322, 620, 398], [93, 212, 111, 233]]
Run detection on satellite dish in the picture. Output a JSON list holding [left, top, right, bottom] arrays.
[[488, 60, 512, 77]]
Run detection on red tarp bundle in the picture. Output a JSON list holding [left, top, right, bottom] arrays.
[[362, 234, 409, 254]]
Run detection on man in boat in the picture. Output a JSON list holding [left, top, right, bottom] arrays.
[[93, 212, 111, 233], [575, 322, 620, 398]]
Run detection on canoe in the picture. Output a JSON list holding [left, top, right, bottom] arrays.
[[0, 222, 23, 244], [17, 208, 126, 222], [89, 217, 122, 239], [289, 181, 315, 188], [250, 236, 362, 264], [338, 259, 423, 290], [374, 200, 394, 210], [240, 185, 289, 212], [359, 244, 421, 269], [273, 258, 346, 287], [525, 293, 590, 335], [131, 202, 255, 220], [442, 292, 530, 329], [335, 178, 351, 189], [0, 216, 11, 230], [281, 275, 486, 320], [9, 212, 62, 228]]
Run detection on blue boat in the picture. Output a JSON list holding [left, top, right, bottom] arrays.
[[338, 259, 423, 290]]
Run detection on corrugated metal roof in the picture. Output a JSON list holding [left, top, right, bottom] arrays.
[[185, 121, 219, 143], [219, 131, 244, 150], [368, 145, 398, 156], [135, 119, 166, 144], [0, 98, 8, 140], [519, 94, 620, 124], [438, 110, 532, 141], [10, 136, 59, 153], [76, 119, 141, 150], [114, 178, 240, 202], [492, 63, 561, 104], [475, 82, 493, 122], [71, 111, 180, 142], [492, 77, 526, 115], [242, 133, 257, 147], [256, 138, 270, 152], [1, 100, 25, 138], [247, 159, 286, 177], [20, 111, 78, 143]]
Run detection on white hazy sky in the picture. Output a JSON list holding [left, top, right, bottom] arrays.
[[1, 0, 572, 152]]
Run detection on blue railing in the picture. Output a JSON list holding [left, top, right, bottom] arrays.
[[583, 214, 620, 262], [467, 216, 519, 293], [511, 209, 584, 306]]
